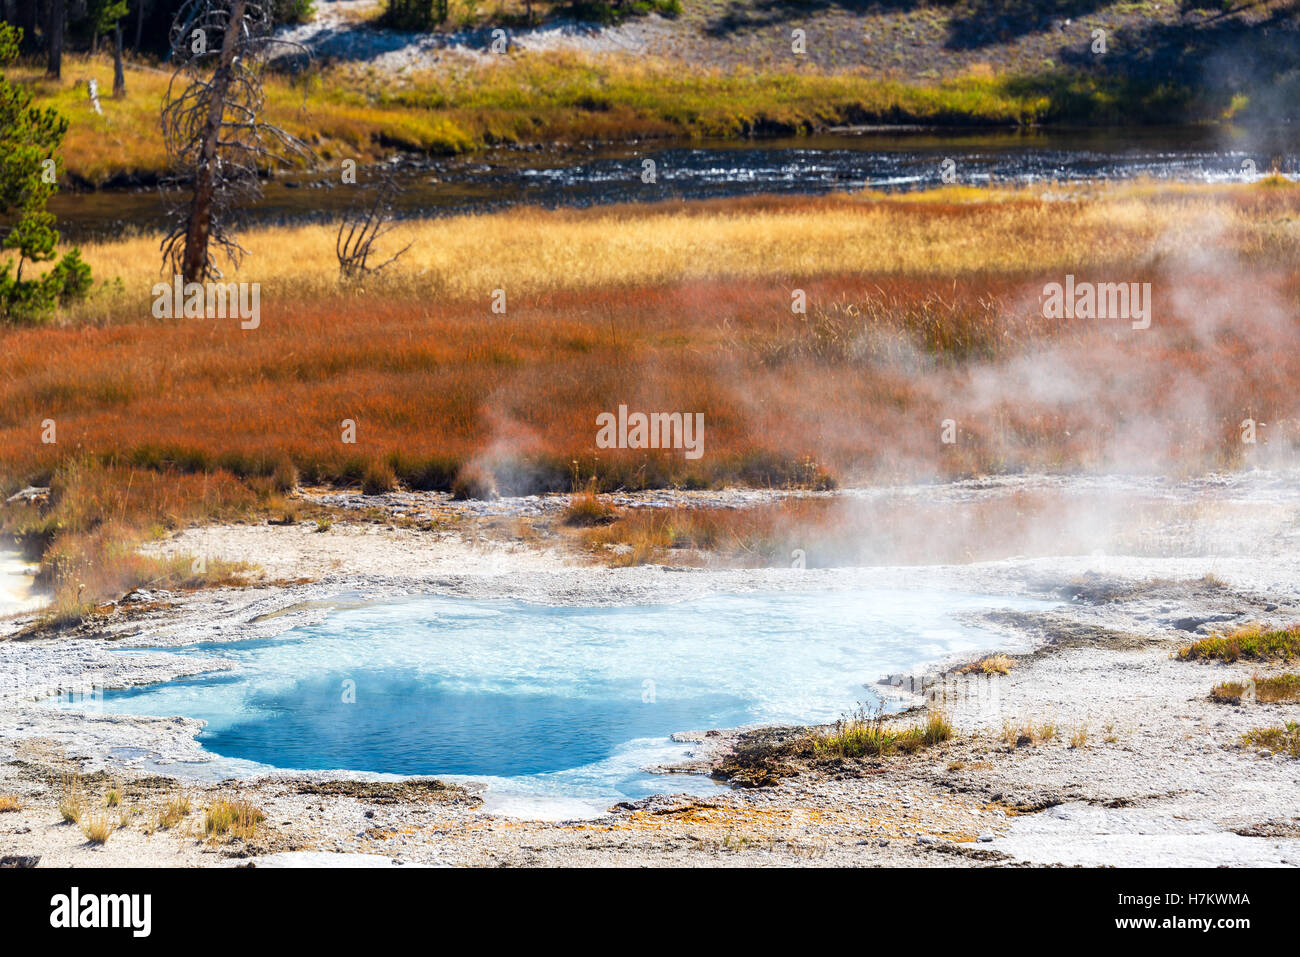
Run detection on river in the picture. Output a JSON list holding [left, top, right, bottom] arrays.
[[48, 125, 1300, 243]]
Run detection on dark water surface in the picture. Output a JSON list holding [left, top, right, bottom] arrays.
[[51, 125, 1300, 243]]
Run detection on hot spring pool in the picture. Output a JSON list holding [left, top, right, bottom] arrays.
[[88, 589, 1045, 816]]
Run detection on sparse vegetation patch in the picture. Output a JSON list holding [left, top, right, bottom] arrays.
[[1179, 624, 1300, 663], [1241, 721, 1300, 758], [1212, 674, 1300, 704]]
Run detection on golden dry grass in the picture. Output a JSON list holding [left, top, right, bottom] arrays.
[[814, 708, 954, 758], [1001, 718, 1059, 747], [153, 791, 191, 831], [1211, 674, 1300, 704], [58, 185, 1296, 313], [959, 655, 1014, 676], [81, 812, 114, 844], [203, 797, 265, 841], [1242, 721, 1300, 758], [0, 794, 22, 812], [57, 773, 82, 823]]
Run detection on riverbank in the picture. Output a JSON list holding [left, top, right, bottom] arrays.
[[10, 52, 1058, 188], [1, 471, 1299, 866]]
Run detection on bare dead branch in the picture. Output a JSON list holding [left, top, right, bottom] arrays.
[[336, 172, 411, 284]]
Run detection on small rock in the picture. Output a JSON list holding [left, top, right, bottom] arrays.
[[917, 835, 938, 845], [978, 833, 994, 843]]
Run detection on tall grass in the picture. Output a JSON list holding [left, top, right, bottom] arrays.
[[203, 797, 265, 841]]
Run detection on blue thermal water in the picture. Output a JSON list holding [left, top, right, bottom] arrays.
[[93, 589, 1045, 813]]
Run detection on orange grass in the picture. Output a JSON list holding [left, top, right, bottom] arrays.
[[4, 265, 1298, 496]]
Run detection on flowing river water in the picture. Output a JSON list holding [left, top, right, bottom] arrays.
[[49, 125, 1300, 242]]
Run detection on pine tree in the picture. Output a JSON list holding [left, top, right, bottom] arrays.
[[0, 24, 93, 323], [90, 0, 132, 97]]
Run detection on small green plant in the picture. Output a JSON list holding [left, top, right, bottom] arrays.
[[382, 0, 447, 29], [314, 518, 333, 533], [105, 785, 120, 807]]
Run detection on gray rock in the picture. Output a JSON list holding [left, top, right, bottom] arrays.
[[1170, 613, 1238, 633]]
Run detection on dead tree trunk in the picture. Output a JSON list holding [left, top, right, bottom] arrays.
[[112, 24, 125, 97], [179, 0, 244, 284], [160, 0, 314, 284], [20, 0, 38, 53], [45, 0, 63, 78]]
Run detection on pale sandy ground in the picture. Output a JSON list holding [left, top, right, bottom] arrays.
[[2, 471, 1300, 867], [276, 1, 671, 72]]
